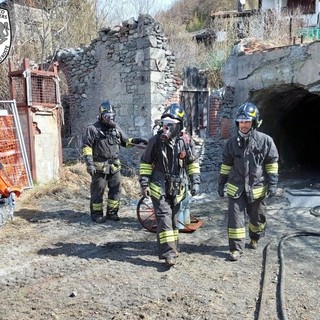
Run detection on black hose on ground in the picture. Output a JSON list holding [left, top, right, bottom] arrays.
[[278, 231, 320, 320], [256, 231, 320, 320], [310, 205, 320, 217], [256, 239, 273, 320]]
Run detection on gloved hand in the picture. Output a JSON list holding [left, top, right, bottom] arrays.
[[141, 186, 151, 198], [268, 186, 277, 197], [190, 184, 199, 196], [86, 165, 96, 177], [132, 137, 149, 145], [218, 184, 225, 197]]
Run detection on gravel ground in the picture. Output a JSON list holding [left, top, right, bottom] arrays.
[[0, 168, 319, 320]]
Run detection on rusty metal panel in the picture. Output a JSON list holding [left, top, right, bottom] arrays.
[[10, 76, 26, 105], [8, 58, 62, 183], [31, 75, 58, 105], [16, 107, 32, 173]]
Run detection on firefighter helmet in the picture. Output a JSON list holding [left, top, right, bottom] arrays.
[[235, 102, 261, 128], [161, 103, 185, 130], [160, 104, 185, 141], [99, 100, 116, 127]]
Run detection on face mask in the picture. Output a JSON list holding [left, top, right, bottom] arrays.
[[101, 112, 116, 128], [160, 119, 180, 141]]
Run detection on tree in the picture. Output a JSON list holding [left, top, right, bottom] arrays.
[[98, 0, 173, 24]]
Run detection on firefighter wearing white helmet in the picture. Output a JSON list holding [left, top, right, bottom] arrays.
[[218, 102, 279, 261], [139, 103, 201, 267], [82, 100, 148, 223]]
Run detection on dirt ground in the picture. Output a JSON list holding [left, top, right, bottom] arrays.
[[0, 164, 319, 320]]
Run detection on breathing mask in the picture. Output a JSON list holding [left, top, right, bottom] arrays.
[[160, 117, 181, 141], [101, 112, 116, 128]]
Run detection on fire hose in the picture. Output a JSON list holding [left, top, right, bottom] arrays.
[[257, 230, 320, 320]]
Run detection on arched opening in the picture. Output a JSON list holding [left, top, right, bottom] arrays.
[[251, 85, 320, 175]]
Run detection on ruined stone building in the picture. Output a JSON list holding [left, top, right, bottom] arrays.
[[55, 14, 320, 190], [3, 2, 320, 189]]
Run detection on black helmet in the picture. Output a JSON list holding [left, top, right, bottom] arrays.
[[99, 100, 115, 115], [235, 102, 261, 128], [161, 103, 185, 130], [160, 103, 185, 141], [99, 100, 116, 127]]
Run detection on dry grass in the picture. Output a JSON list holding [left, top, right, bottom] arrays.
[[19, 162, 141, 207]]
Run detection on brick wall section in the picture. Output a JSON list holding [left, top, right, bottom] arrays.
[[208, 86, 236, 141], [208, 95, 221, 137], [221, 118, 233, 139]]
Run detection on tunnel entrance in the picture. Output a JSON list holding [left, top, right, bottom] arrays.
[[251, 85, 320, 175]]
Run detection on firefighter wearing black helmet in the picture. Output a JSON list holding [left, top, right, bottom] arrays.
[[139, 103, 201, 267], [82, 100, 148, 223], [218, 102, 279, 261]]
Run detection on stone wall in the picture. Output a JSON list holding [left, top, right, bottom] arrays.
[[55, 14, 181, 142], [55, 18, 320, 192], [55, 14, 221, 191]]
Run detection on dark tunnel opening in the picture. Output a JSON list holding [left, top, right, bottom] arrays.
[[251, 85, 320, 176], [280, 98, 320, 167]]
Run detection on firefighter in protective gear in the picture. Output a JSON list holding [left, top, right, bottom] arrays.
[[139, 103, 201, 267], [218, 102, 279, 261], [82, 100, 148, 223]]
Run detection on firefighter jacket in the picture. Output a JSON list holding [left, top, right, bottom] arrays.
[[219, 129, 279, 203], [139, 131, 200, 205], [82, 120, 134, 173]]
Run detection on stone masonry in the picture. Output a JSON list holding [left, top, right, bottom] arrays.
[[55, 14, 180, 143], [54, 14, 219, 190], [55, 15, 320, 192]]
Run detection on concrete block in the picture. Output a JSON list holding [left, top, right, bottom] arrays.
[[284, 188, 320, 208]]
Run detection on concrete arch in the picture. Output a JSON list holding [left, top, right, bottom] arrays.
[[222, 40, 320, 174], [251, 85, 320, 169]]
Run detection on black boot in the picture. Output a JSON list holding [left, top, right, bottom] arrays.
[[106, 212, 120, 221], [106, 208, 120, 221], [91, 212, 107, 223]]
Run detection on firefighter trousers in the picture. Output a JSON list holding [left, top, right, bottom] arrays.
[[227, 192, 267, 252], [152, 195, 180, 260], [90, 170, 121, 216]]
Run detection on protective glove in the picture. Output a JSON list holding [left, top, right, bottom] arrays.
[[218, 184, 225, 197], [141, 186, 151, 198], [132, 137, 149, 145], [190, 184, 199, 196], [86, 165, 96, 177], [268, 186, 277, 197]]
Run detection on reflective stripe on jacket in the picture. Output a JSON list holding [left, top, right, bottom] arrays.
[[219, 129, 279, 202], [139, 132, 200, 204], [81, 120, 131, 163]]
